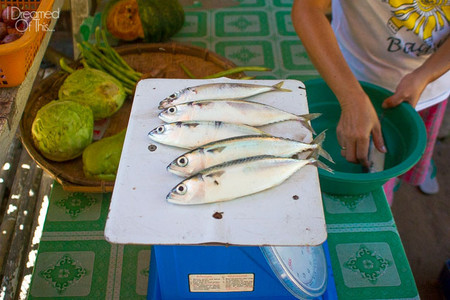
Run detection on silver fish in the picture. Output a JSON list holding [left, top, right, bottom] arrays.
[[148, 121, 267, 149], [159, 100, 321, 132], [158, 81, 291, 109], [167, 156, 324, 205], [167, 131, 333, 177]]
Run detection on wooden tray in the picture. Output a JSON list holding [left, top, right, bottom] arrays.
[[20, 42, 244, 193]]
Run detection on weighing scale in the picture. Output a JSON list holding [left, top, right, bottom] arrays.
[[105, 79, 336, 299], [147, 243, 338, 299]]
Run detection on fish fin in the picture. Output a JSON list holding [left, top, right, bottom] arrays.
[[298, 113, 322, 121], [272, 81, 292, 93], [183, 122, 201, 128], [207, 146, 227, 153], [296, 113, 321, 135], [312, 129, 326, 144], [311, 130, 335, 164], [298, 119, 316, 135], [309, 159, 334, 174], [307, 149, 320, 160], [205, 170, 225, 179], [317, 160, 334, 173]]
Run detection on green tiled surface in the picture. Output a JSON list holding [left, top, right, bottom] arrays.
[[327, 231, 418, 300], [173, 0, 320, 79], [29, 1, 418, 299], [28, 184, 151, 299], [324, 190, 419, 299], [323, 188, 395, 228]]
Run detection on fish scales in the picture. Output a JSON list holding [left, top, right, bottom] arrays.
[[148, 121, 267, 149], [158, 81, 291, 109], [168, 135, 321, 177], [159, 100, 321, 131], [167, 156, 315, 205]]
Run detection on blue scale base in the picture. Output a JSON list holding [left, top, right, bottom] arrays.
[[147, 243, 337, 300]]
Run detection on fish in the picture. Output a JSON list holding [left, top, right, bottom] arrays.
[[159, 99, 321, 132], [158, 81, 291, 109], [148, 121, 268, 149], [167, 156, 332, 205], [167, 131, 334, 177]]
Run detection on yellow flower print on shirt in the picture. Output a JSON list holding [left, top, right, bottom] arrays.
[[388, 0, 449, 44]]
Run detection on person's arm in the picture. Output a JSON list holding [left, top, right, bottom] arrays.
[[291, 0, 386, 167], [383, 37, 450, 109]]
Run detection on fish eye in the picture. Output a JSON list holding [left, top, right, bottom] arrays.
[[176, 183, 187, 195], [156, 125, 165, 134], [177, 156, 188, 167], [167, 107, 177, 114]]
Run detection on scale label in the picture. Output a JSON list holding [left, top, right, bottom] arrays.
[[188, 273, 254, 292]]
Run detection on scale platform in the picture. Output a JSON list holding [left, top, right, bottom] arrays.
[[104, 78, 327, 247]]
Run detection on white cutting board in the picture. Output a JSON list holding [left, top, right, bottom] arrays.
[[104, 78, 327, 246]]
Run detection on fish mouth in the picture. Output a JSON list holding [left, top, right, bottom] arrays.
[[158, 113, 170, 123], [166, 165, 188, 177], [166, 191, 186, 205], [147, 129, 160, 142]]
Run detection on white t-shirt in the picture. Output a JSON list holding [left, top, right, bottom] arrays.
[[331, 0, 450, 111]]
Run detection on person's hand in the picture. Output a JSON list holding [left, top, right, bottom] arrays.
[[382, 72, 427, 109], [336, 94, 386, 167]]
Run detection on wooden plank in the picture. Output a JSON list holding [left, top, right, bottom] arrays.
[[0, 149, 42, 279], [0, 149, 43, 299], [0, 134, 22, 222], [0, 0, 65, 168], [18, 172, 53, 300], [70, 0, 92, 58]]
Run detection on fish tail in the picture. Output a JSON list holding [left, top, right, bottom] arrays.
[[296, 113, 322, 135], [311, 130, 335, 163], [309, 159, 334, 174], [272, 81, 292, 93], [299, 113, 322, 121], [298, 119, 316, 135], [311, 130, 326, 144]]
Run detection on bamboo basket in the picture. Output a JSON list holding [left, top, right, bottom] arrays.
[[20, 42, 244, 192]]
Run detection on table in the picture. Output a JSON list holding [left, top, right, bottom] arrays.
[[26, 1, 418, 299]]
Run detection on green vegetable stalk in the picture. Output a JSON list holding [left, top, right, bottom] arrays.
[[77, 27, 142, 95], [179, 64, 271, 79]]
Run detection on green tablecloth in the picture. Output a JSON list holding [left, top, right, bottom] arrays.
[[28, 186, 418, 299], [29, 1, 418, 299], [28, 184, 150, 299]]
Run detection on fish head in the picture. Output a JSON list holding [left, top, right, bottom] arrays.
[[167, 152, 205, 177], [159, 105, 183, 123], [166, 175, 205, 205], [148, 124, 174, 144], [158, 98, 173, 109], [158, 89, 186, 109]]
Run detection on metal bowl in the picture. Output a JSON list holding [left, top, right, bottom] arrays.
[[305, 79, 426, 195]]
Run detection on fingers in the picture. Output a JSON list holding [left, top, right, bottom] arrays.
[[382, 94, 404, 108], [356, 137, 370, 167], [338, 138, 370, 167], [382, 83, 421, 109], [382, 95, 396, 108], [371, 125, 387, 153]]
